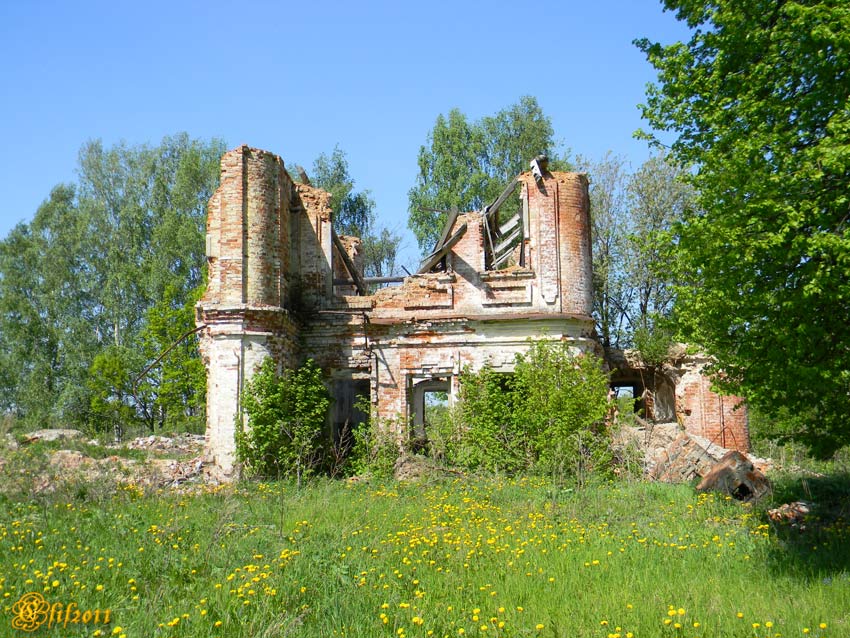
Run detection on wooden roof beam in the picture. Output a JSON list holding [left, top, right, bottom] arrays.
[[416, 223, 468, 274]]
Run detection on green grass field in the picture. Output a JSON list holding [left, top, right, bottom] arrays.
[[1, 472, 848, 638]]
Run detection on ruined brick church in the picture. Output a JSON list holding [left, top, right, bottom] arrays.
[[196, 145, 748, 476]]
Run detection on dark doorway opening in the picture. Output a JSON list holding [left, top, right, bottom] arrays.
[[332, 378, 370, 456]]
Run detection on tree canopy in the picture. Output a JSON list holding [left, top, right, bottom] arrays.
[[308, 147, 402, 280], [408, 96, 569, 252], [637, 0, 850, 455], [0, 134, 224, 433], [311, 146, 375, 238], [579, 152, 691, 351]]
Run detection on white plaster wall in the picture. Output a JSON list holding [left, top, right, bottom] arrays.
[[204, 331, 272, 476]]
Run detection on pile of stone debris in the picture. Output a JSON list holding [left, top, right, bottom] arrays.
[[1, 429, 210, 494], [619, 421, 773, 501]]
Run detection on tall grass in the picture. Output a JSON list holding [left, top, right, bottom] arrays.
[[0, 476, 847, 638]]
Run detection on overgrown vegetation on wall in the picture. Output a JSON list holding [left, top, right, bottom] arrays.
[[340, 343, 618, 482], [237, 358, 330, 484], [440, 342, 612, 480]]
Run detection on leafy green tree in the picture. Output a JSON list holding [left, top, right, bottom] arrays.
[[87, 345, 145, 439], [578, 153, 633, 348], [0, 134, 224, 433], [139, 283, 206, 431], [625, 153, 693, 334], [408, 109, 487, 250], [360, 227, 400, 279], [78, 133, 223, 343], [311, 146, 374, 238], [513, 342, 611, 479], [309, 146, 402, 281], [408, 97, 570, 252], [480, 96, 562, 186], [450, 368, 524, 473], [237, 358, 330, 485], [0, 186, 96, 425], [637, 0, 850, 455], [580, 152, 690, 349]]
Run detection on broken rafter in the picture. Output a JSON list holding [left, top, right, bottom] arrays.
[[331, 229, 367, 295], [482, 213, 496, 270], [432, 205, 459, 253], [492, 227, 524, 269], [296, 165, 311, 185], [481, 176, 522, 270], [494, 225, 523, 256], [498, 213, 521, 236], [333, 276, 407, 286], [417, 223, 467, 274], [483, 176, 519, 222]]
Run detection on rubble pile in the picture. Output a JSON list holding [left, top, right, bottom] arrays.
[[695, 450, 771, 501], [620, 420, 773, 500], [1, 430, 209, 494], [767, 501, 812, 529], [22, 428, 85, 443], [120, 433, 205, 456]]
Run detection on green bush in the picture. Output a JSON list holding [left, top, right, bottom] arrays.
[[448, 341, 612, 480], [632, 316, 674, 369], [237, 358, 330, 483], [449, 369, 526, 473], [347, 398, 401, 478]]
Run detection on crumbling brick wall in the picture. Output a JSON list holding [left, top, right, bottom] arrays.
[[672, 355, 749, 452], [607, 347, 750, 454], [197, 144, 747, 477]]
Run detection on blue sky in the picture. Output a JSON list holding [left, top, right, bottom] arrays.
[[0, 0, 691, 268]]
